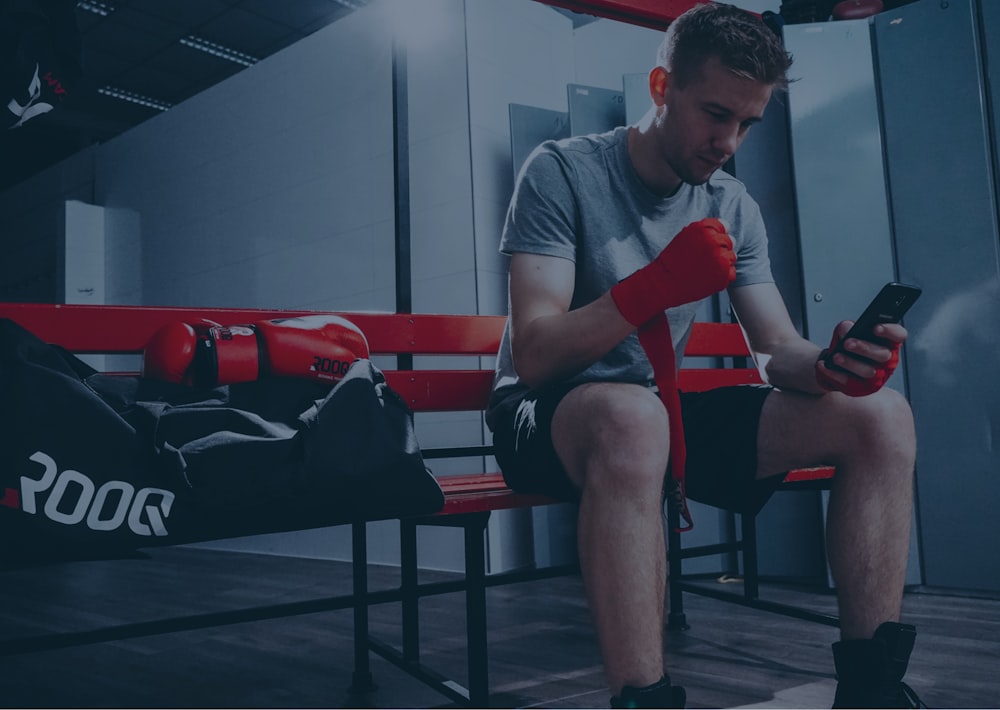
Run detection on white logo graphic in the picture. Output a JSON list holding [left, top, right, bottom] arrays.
[[7, 64, 54, 129], [20, 451, 175, 537]]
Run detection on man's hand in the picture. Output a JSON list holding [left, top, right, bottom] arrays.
[[815, 321, 907, 397], [611, 218, 736, 327]]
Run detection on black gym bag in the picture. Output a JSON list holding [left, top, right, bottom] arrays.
[[0, 318, 444, 562]]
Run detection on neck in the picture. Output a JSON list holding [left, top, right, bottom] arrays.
[[627, 113, 682, 198]]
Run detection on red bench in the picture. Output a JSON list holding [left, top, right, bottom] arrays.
[[0, 303, 835, 707]]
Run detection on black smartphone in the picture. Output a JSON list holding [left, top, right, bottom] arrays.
[[823, 281, 922, 370]]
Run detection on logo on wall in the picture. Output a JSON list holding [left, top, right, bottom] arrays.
[[6, 63, 55, 129]]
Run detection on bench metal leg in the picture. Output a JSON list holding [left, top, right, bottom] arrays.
[[350, 521, 376, 694], [740, 512, 760, 601], [464, 515, 491, 708], [666, 506, 689, 631], [400, 519, 420, 663]]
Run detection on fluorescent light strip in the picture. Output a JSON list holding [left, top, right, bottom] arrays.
[[331, 0, 367, 9], [180, 36, 258, 67], [76, 1, 115, 16], [98, 86, 172, 111]]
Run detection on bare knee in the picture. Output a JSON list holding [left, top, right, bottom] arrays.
[[834, 387, 916, 471], [552, 383, 671, 495]]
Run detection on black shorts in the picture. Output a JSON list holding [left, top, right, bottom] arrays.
[[489, 383, 784, 516]]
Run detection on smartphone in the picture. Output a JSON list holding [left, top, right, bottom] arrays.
[[823, 281, 922, 370]]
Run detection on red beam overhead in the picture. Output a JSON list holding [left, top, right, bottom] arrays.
[[537, 0, 710, 30]]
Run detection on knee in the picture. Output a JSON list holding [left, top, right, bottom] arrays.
[[569, 386, 672, 494], [838, 387, 916, 466]]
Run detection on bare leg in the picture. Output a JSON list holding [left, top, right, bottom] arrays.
[[551, 382, 671, 693], [756, 387, 917, 639]]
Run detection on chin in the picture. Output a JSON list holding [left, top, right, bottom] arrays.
[[680, 171, 714, 187]]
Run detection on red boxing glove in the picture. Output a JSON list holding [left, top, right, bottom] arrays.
[[142, 321, 213, 384], [815, 327, 900, 397], [207, 315, 370, 386], [143, 315, 369, 386], [610, 218, 737, 327]]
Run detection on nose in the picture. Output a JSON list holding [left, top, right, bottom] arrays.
[[713, 122, 742, 157]]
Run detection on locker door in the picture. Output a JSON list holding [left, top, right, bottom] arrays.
[[874, 0, 1000, 592]]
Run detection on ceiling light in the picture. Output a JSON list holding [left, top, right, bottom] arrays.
[[98, 86, 172, 111], [331, 0, 368, 8], [179, 36, 258, 67], [76, 1, 115, 16]]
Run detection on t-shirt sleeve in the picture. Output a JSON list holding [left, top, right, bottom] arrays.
[[728, 187, 774, 287], [499, 144, 579, 262]]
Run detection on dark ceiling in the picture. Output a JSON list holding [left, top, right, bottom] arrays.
[[0, 0, 371, 191], [0, 1, 602, 193]]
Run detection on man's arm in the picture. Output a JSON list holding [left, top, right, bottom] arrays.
[[509, 219, 737, 389], [730, 282, 908, 395], [508, 252, 634, 389], [729, 283, 824, 393]]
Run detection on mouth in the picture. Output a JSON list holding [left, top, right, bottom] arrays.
[[698, 156, 725, 171]]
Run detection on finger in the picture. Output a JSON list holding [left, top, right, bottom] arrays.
[[835, 320, 855, 340], [817, 357, 851, 385], [830, 348, 879, 377], [702, 217, 726, 233], [873, 322, 908, 343], [841, 338, 890, 365]]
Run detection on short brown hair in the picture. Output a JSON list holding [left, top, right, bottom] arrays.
[[656, 2, 793, 90]]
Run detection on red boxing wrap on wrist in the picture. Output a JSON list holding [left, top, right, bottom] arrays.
[[815, 330, 901, 397], [610, 218, 736, 327]]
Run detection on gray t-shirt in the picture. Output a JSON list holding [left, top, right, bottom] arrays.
[[487, 126, 774, 423]]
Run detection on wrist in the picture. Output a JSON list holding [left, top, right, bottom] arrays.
[[610, 261, 678, 327]]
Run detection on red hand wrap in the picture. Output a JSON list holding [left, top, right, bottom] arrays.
[[610, 218, 736, 327], [815, 329, 900, 397], [637, 313, 693, 533]]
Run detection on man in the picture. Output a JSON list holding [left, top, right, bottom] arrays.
[[486, 3, 922, 708]]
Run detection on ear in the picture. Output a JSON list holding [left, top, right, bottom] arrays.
[[649, 66, 670, 107]]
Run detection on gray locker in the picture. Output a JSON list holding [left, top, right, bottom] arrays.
[[508, 104, 570, 179], [874, 0, 1000, 592], [567, 83, 626, 136], [781, 17, 924, 587], [783, 0, 1000, 593]]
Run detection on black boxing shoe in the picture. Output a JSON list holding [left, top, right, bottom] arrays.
[[611, 675, 686, 709], [832, 622, 927, 708]]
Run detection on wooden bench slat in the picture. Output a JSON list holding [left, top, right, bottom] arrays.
[[0, 304, 505, 355], [785, 466, 835, 483], [684, 321, 751, 357], [384, 370, 494, 411]]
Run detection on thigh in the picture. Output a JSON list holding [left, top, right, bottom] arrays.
[[755, 385, 914, 479], [489, 381, 668, 499], [489, 381, 582, 501]]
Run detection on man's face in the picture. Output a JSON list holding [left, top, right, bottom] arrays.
[[652, 55, 773, 187]]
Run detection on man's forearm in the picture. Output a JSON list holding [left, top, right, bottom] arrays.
[[512, 293, 635, 389], [763, 338, 827, 394]]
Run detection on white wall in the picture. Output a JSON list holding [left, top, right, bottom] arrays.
[[95, 8, 397, 314]]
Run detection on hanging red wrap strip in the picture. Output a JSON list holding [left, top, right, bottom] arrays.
[[637, 313, 693, 532]]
